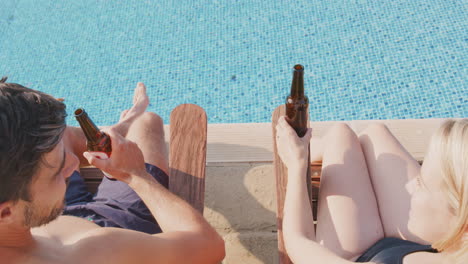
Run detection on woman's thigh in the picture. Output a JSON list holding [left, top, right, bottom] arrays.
[[358, 123, 426, 244], [316, 123, 384, 260]]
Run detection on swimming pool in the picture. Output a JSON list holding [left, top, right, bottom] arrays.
[[1, 0, 466, 126]]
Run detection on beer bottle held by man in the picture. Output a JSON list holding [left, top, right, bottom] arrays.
[[285, 64, 309, 137], [75, 108, 115, 180]]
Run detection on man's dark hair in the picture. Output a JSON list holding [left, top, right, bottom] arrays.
[[0, 77, 67, 203]]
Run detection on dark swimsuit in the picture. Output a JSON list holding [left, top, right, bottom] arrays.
[[355, 237, 438, 264], [63, 163, 168, 234]]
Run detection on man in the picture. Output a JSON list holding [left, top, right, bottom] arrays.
[[0, 77, 225, 264]]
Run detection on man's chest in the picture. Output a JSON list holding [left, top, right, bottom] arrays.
[[32, 215, 100, 244]]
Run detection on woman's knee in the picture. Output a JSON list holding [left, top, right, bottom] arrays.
[[328, 123, 357, 140], [357, 123, 394, 153], [321, 123, 361, 149], [359, 123, 391, 141]]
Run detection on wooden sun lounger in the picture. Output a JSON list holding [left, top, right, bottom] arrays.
[[80, 104, 207, 214]]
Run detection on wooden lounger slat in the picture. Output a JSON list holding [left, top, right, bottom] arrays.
[[169, 104, 208, 214], [272, 105, 292, 264], [79, 167, 104, 194]]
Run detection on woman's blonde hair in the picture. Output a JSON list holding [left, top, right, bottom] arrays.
[[430, 119, 468, 258]]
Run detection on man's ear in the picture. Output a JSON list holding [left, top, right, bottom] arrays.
[[0, 202, 15, 224]]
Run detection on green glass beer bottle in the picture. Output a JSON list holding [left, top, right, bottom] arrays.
[[285, 64, 309, 137]]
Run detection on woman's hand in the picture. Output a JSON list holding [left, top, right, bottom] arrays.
[[83, 128, 148, 184], [275, 116, 312, 169]]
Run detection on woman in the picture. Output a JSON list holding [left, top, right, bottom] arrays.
[[276, 117, 467, 264]]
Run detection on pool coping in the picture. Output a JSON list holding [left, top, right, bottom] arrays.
[[163, 118, 453, 164]]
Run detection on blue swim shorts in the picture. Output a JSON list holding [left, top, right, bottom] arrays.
[[63, 163, 169, 234]]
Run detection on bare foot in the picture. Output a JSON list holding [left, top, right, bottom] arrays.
[[121, 82, 149, 121], [119, 110, 129, 122], [114, 83, 150, 136]]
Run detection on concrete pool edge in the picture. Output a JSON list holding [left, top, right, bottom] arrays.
[[163, 118, 451, 163]]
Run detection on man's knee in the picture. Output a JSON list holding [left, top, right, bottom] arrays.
[[136, 112, 164, 128]]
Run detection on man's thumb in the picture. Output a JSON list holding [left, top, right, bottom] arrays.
[[83, 152, 107, 169]]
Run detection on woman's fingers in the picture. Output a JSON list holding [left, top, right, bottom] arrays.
[[278, 116, 291, 130], [302, 128, 312, 142]]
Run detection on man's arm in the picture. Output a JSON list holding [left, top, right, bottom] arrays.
[[80, 128, 225, 264], [70, 224, 224, 264], [69, 174, 225, 264]]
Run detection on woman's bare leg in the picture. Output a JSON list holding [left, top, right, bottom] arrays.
[[358, 123, 426, 244], [315, 124, 384, 259]]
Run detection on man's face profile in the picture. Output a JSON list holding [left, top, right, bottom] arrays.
[[22, 140, 76, 228]]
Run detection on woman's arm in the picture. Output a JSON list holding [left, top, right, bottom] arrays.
[[283, 163, 354, 264], [276, 116, 354, 264]]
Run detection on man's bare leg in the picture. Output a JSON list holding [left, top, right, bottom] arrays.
[[124, 112, 169, 176], [103, 82, 168, 175]]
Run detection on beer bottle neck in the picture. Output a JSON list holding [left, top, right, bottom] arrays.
[[290, 68, 305, 98], [74, 109, 101, 142]]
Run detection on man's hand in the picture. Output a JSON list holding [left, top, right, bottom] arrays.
[[275, 116, 312, 169], [83, 128, 148, 183], [63, 82, 150, 167]]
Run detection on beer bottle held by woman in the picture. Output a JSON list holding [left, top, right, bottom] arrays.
[[285, 64, 313, 206], [75, 108, 115, 180], [285, 64, 309, 137]]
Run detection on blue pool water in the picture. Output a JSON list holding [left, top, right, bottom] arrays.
[[0, 0, 466, 125]]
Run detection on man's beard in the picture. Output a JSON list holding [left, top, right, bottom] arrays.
[[23, 200, 64, 228]]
